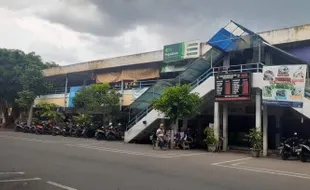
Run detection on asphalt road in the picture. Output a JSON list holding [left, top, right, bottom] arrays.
[[0, 130, 310, 190]]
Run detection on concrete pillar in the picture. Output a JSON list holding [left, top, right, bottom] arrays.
[[222, 104, 228, 151], [275, 114, 281, 148], [64, 74, 68, 109], [263, 105, 268, 156], [214, 102, 220, 141], [255, 90, 262, 132], [82, 79, 87, 86], [183, 117, 188, 128]]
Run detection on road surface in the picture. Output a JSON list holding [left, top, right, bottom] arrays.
[[0, 130, 309, 190]]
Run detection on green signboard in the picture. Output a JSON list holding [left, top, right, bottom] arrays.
[[163, 41, 200, 63], [163, 43, 184, 63]]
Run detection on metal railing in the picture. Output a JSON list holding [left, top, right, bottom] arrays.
[[43, 79, 158, 95], [126, 62, 264, 130], [43, 87, 70, 95]]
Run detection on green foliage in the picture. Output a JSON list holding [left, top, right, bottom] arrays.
[[248, 128, 263, 150], [36, 102, 64, 123], [0, 49, 55, 109], [203, 127, 218, 145], [73, 113, 92, 126], [151, 84, 201, 121], [72, 83, 121, 123]]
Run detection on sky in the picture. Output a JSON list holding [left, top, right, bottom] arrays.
[[1, 0, 310, 65]]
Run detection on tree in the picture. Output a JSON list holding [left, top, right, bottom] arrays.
[[36, 103, 64, 124], [0, 49, 56, 127], [151, 84, 201, 146], [72, 83, 121, 124], [74, 113, 92, 126]]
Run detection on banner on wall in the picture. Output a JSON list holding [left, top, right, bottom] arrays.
[[68, 86, 82, 107], [262, 65, 307, 108], [163, 40, 200, 63]]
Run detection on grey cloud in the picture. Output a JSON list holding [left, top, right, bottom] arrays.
[[38, 0, 310, 40]]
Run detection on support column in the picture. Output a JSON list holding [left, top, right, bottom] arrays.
[[64, 74, 68, 109], [255, 90, 262, 132], [275, 114, 281, 148], [263, 105, 268, 156], [183, 117, 188, 129], [222, 104, 228, 151], [82, 79, 87, 86], [214, 102, 220, 141]]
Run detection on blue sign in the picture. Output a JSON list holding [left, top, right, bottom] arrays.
[[68, 86, 82, 107]]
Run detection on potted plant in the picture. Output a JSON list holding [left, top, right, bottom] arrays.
[[204, 127, 218, 152], [248, 128, 263, 157]]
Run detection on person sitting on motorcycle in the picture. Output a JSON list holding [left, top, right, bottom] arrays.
[[156, 124, 167, 147]]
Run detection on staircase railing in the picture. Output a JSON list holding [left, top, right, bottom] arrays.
[[126, 62, 264, 130]]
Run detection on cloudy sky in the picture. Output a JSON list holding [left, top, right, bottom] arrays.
[[1, 0, 310, 65]]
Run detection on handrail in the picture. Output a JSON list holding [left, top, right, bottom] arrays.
[[126, 62, 264, 130], [43, 79, 158, 95]]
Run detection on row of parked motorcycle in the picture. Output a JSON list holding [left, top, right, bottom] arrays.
[[278, 132, 310, 162], [13, 121, 125, 141]]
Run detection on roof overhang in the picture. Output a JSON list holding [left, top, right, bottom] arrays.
[[44, 23, 310, 77]]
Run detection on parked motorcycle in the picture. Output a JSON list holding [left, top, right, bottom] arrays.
[[13, 122, 26, 132], [298, 139, 310, 162], [62, 122, 72, 137], [106, 123, 123, 141], [95, 126, 108, 140], [35, 122, 53, 135], [278, 132, 302, 160], [52, 125, 62, 136], [70, 124, 83, 137], [82, 123, 96, 138], [22, 124, 31, 133]]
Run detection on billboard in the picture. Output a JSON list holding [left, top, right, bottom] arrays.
[[163, 40, 200, 63], [215, 73, 251, 101], [262, 65, 307, 108]]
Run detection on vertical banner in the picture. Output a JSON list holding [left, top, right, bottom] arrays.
[[68, 86, 82, 107], [262, 65, 307, 108]]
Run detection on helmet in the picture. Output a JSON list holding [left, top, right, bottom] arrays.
[[109, 122, 112, 126]]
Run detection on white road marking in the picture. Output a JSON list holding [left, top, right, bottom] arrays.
[[66, 144, 208, 159], [231, 162, 245, 166], [211, 157, 252, 166], [214, 164, 310, 180], [0, 177, 41, 183], [0, 135, 56, 144], [0, 172, 25, 175], [47, 181, 77, 190], [67, 144, 172, 158]]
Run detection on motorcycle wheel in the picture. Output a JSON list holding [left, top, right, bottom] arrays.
[[96, 134, 101, 140], [52, 129, 57, 136], [14, 127, 18, 132], [300, 152, 307, 162], [35, 130, 40, 135], [281, 151, 290, 160]]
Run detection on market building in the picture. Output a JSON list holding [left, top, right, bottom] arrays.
[[39, 21, 310, 155]]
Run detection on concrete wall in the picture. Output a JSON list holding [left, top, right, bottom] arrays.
[[34, 94, 68, 107], [35, 87, 149, 107], [259, 24, 310, 45], [44, 51, 163, 77]]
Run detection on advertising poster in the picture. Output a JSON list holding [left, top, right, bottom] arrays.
[[262, 65, 307, 108], [163, 40, 200, 63]]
